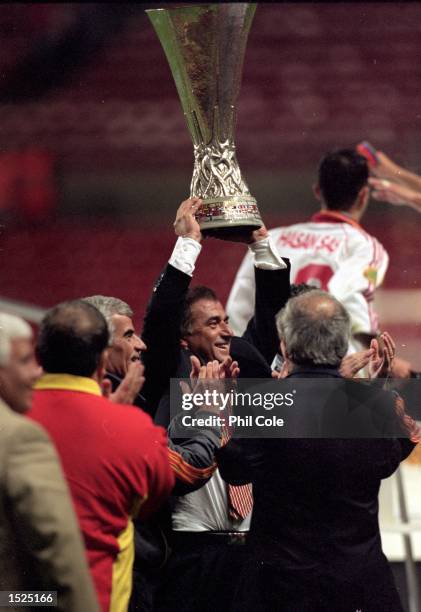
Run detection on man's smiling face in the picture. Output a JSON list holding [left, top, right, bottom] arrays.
[[105, 314, 146, 376], [183, 299, 233, 363], [0, 338, 41, 413]]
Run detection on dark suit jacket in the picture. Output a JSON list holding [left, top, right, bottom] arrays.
[[217, 368, 415, 583], [131, 257, 290, 580], [142, 260, 291, 426]]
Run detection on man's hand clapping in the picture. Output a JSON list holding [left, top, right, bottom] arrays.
[[180, 355, 238, 415], [102, 361, 145, 404]]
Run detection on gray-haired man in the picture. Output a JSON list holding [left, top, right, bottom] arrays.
[[82, 295, 149, 410], [217, 290, 418, 612], [0, 313, 99, 611]]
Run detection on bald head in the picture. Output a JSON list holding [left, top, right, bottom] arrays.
[[37, 300, 109, 377], [276, 290, 350, 368], [296, 291, 345, 319]]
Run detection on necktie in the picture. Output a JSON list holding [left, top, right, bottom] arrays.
[[221, 425, 253, 520], [227, 482, 253, 520]]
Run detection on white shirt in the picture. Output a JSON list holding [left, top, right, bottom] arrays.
[[169, 236, 202, 276], [169, 235, 287, 276], [227, 212, 389, 345], [172, 469, 251, 532]]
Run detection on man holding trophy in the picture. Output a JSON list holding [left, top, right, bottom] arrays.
[[142, 5, 277, 611]]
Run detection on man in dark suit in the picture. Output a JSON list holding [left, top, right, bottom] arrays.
[[217, 290, 419, 612], [146, 199, 291, 612], [145, 197, 291, 428]]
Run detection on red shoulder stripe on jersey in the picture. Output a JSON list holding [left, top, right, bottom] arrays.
[[167, 448, 216, 485]]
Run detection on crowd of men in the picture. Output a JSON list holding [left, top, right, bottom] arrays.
[[0, 145, 420, 612]]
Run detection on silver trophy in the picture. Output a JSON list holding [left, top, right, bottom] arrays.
[[147, 3, 263, 237]]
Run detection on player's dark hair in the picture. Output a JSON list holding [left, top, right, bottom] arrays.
[[318, 149, 369, 211]]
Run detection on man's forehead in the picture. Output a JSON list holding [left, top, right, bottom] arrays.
[[190, 299, 225, 322]]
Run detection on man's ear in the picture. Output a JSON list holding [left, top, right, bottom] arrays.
[[96, 349, 108, 381], [102, 347, 111, 369], [280, 340, 288, 361], [313, 183, 322, 202], [356, 185, 370, 210], [180, 338, 189, 349]]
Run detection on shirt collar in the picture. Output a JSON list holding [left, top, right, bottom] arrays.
[[287, 365, 342, 378], [311, 209, 363, 231], [34, 373, 102, 396]]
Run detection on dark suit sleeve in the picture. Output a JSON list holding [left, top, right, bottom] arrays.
[[216, 438, 261, 486], [141, 263, 191, 415], [242, 259, 291, 365], [398, 438, 417, 461]]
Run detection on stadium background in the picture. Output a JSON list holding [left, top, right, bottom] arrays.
[[1, 2, 420, 367], [1, 4, 421, 609]]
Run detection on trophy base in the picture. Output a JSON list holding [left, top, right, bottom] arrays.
[[201, 224, 260, 240], [195, 195, 262, 239]]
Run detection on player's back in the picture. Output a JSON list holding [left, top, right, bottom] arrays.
[[270, 218, 374, 290], [227, 213, 388, 337]]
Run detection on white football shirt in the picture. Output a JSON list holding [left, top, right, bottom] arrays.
[[227, 211, 389, 345]]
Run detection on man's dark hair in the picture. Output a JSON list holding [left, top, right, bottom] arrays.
[[318, 148, 369, 211], [290, 283, 317, 299], [180, 286, 219, 337], [37, 300, 109, 377]]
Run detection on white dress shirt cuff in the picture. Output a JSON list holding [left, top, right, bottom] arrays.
[[169, 236, 202, 277], [248, 237, 287, 270]]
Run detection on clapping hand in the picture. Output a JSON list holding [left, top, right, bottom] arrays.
[[102, 361, 145, 404]]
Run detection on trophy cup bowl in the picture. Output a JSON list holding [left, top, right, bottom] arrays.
[[147, 3, 263, 238]]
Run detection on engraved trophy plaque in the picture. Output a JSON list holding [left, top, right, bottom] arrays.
[[147, 3, 262, 237]]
